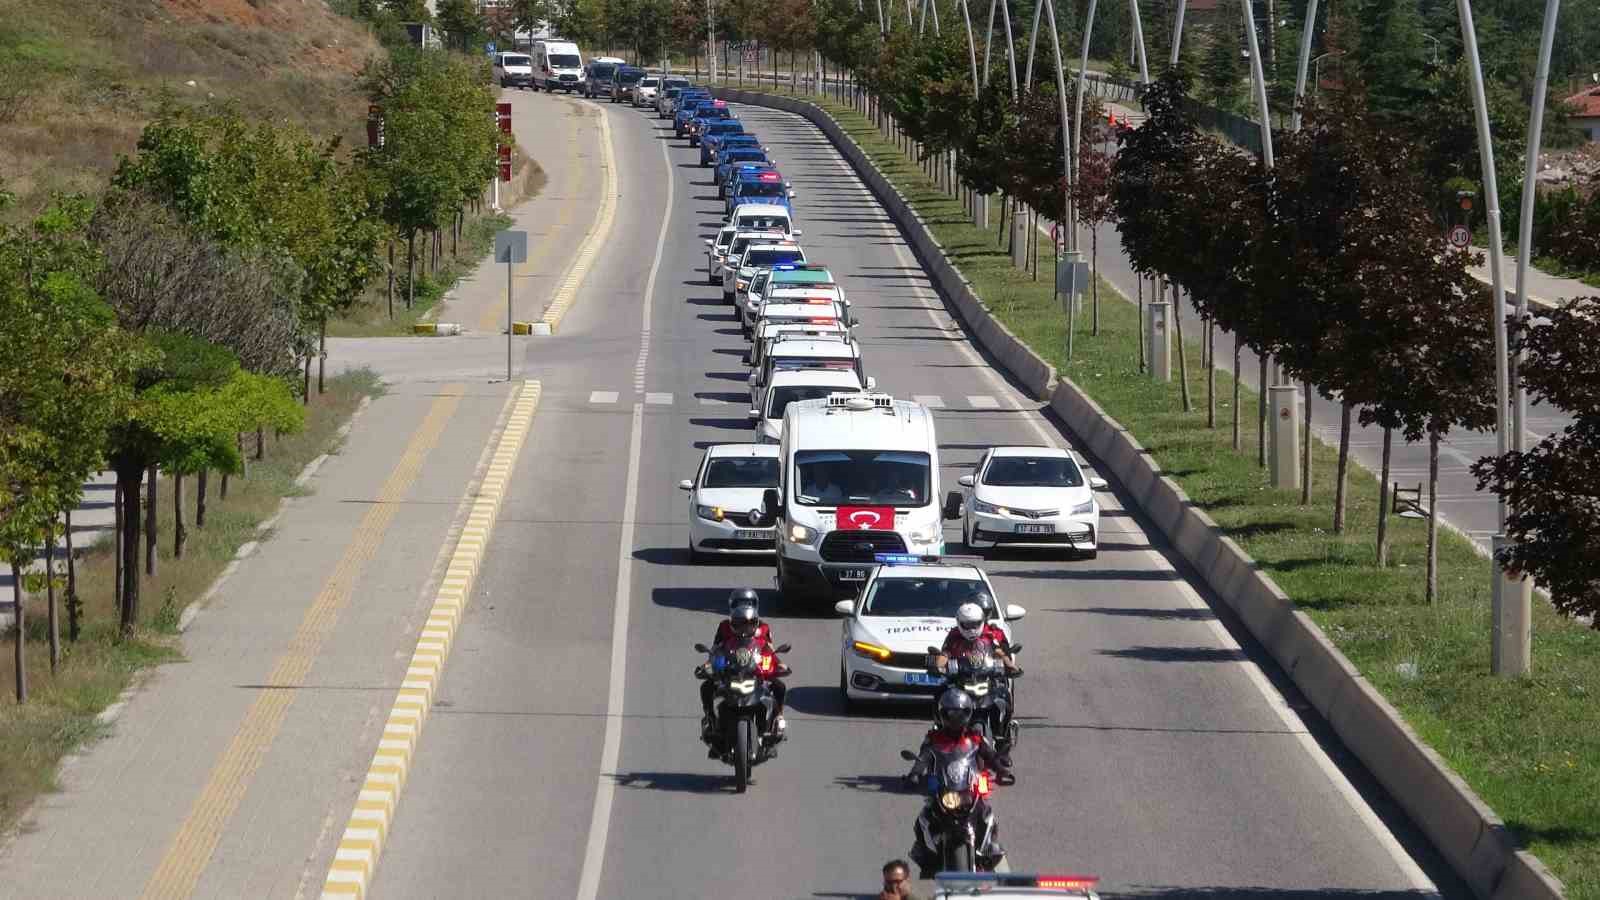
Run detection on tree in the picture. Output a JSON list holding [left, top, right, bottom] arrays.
[[1199, 23, 1243, 113], [436, 0, 488, 52], [1070, 103, 1115, 338], [1473, 296, 1600, 628]]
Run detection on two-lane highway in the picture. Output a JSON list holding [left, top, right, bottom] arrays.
[[358, 97, 1462, 898]]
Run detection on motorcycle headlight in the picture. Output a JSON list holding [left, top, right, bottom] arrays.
[[729, 679, 757, 694], [787, 523, 818, 545], [965, 681, 990, 696], [1072, 499, 1096, 516], [939, 790, 962, 811], [696, 504, 724, 522], [972, 498, 1006, 516]]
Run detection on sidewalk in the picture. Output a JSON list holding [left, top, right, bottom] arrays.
[[1468, 246, 1597, 309]]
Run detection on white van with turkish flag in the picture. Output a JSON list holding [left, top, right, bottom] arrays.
[[761, 393, 956, 604]]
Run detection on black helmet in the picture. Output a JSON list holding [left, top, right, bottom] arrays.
[[728, 588, 762, 613], [729, 597, 761, 639], [935, 688, 976, 733]]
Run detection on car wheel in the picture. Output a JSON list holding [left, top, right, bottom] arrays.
[[717, 184, 725, 199], [1081, 549, 1099, 561], [839, 664, 857, 711], [722, 292, 734, 304]]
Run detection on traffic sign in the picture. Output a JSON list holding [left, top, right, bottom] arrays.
[[1447, 225, 1470, 249], [495, 230, 528, 264], [486, 41, 496, 54]]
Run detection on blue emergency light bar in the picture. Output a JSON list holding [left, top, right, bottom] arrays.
[[934, 872, 1100, 894], [873, 553, 942, 565]]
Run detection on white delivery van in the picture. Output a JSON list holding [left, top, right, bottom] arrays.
[[533, 40, 585, 92], [761, 393, 955, 603], [494, 52, 536, 89]]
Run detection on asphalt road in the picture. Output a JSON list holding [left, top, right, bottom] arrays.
[[367, 99, 1466, 898]]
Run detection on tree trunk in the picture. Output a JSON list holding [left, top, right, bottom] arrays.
[[45, 520, 58, 673], [1091, 227, 1100, 336], [406, 230, 417, 310], [1137, 275, 1146, 372], [1334, 401, 1352, 531], [318, 314, 327, 395], [1301, 383, 1313, 505], [452, 209, 460, 256], [302, 355, 311, 406], [386, 240, 395, 320], [65, 509, 80, 642], [1206, 322, 1216, 428], [144, 464, 157, 578], [1377, 427, 1393, 567], [196, 468, 208, 528], [11, 562, 24, 702], [1173, 284, 1191, 412], [173, 472, 185, 560], [114, 461, 144, 636], [1257, 356, 1268, 468], [1029, 210, 1039, 281], [256, 426, 265, 461], [998, 194, 1008, 249], [1426, 431, 1440, 603], [1232, 338, 1242, 451], [113, 482, 122, 620]]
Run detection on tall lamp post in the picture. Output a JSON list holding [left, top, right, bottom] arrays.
[[1421, 32, 1441, 66]]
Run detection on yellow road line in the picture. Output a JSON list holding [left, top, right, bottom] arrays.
[[320, 380, 543, 900], [477, 124, 589, 333], [539, 105, 618, 332], [140, 387, 464, 900]]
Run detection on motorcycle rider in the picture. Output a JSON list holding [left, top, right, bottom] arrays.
[[903, 690, 1012, 877], [933, 598, 1020, 753], [698, 589, 788, 757]]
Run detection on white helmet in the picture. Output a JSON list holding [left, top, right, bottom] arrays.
[[956, 602, 985, 640]]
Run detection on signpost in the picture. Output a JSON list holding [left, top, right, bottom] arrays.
[[495, 230, 528, 382], [1447, 224, 1470, 250], [494, 103, 512, 212]]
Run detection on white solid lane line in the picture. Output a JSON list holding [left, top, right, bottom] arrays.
[[575, 114, 675, 900], [590, 391, 620, 404]]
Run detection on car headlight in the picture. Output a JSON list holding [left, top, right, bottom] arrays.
[[696, 504, 725, 522], [787, 523, 818, 545], [909, 523, 940, 543], [1072, 499, 1095, 516], [972, 499, 1006, 516], [736, 279, 749, 290]]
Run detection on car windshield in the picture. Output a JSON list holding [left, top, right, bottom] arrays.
[[742, 183, 786, 199], [503, 55, 531, 67], [640, 77, 658, 87], [550, 53, 581, 67], [769, 386, 856, 420], [703, 456, 780, 488], [744, 249, 803, 267], [709, 121, 742, 133], [665, 79, 691, 88], [715, 231, 735, 249], [728, 153, 765, 164], [982, 456, 1084, 487], [619, 70, 644, 83], [863, 577, 993, 618], [590, 63, 616, 77], [737, 215, 790, 231], [794, 450, 931, 506]]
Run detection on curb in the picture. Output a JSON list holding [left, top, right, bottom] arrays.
[[720, 88, 1568, 900], [410, 323, 462, 336], [320, 380, 543, 899], [538, 106, 618, 333]]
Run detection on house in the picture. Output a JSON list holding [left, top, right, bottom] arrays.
[[1565, 85, 1600, 142]]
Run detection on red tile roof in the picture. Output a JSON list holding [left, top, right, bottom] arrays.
[[1565, 86, 1600, 118]]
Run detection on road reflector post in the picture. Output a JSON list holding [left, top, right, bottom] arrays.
[[413, 322, 462, 335], [1491, 535, 1532, 676], [511, 321, 537, 335], [1146, 301, 1171, 382], [1269, 385, 1301, 490]]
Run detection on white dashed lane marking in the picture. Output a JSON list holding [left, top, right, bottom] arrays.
[[912, 395, 946, 409], [589, 391, 619, 405], [645, 392, 674, 405], [966, 395, 999, 409]]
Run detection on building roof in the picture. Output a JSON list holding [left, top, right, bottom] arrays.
[[1565, 86, 1600, 119]]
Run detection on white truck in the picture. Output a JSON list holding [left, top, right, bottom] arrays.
[[532, 39, 585, 92], [761, 393, 957, 602]]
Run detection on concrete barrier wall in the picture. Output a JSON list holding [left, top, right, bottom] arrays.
[[716, 87, 1568, 900]]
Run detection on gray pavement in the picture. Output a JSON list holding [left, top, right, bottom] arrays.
[[368, 99, 1463, 898]]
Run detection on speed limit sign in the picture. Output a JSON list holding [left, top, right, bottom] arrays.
[[1447, 225, 1470, 249]]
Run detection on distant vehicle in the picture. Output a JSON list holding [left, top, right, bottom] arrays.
[[532, 39, 584, 92], [957, 446, 1109, 558], [679, 444, 781, 561], [754, 370, 869, 444], [725, 239, 806, 306], [717, 154, 774, 196], [610, 66, 645, 103], [727, 203, 798, 237], [583, 57, 625, 98], [726, 169, 795, 216], [699, 118, 747, 165], [656, 77, 692, 115], [632, 76, 660, 107], [493, 52, 534, 89]]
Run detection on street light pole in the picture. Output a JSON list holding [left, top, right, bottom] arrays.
[[1421, 32, 1441, 66]]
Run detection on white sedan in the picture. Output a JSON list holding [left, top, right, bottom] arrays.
[[679, 444, 780, 562], [958, 446, 1108, 558], [834, 558, 1024, 706]]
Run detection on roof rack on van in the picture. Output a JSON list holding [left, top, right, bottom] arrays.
[[825, 392, 895, 411]]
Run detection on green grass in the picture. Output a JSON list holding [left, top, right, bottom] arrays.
[[329, 210, 514, 337], [0, 370, 381, 833], [771, 89, 1600, 898]]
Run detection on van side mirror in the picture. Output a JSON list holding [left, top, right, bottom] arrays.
[[694, 643, 710, 653], [900, 749, 917, 761], [762, 488, 779, 518], [957, 474, 974, 488], [1089, 477, 1108, 490], [678, 479, 693, 491], [748, 372, 759, 386], [942, 491, 964, 521], [833, 600, 854, 616], [791, 229, 803, 237]]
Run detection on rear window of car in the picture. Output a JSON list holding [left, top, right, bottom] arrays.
[[619, 69, 644, 83], [640, 77, 659, 87], [737, 215, 791, 231], [744, 249, 804, 267], [704, 457, 779, 488], [590, 63, 616, 77]]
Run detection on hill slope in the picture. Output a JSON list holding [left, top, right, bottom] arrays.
[[0, 0, 384, 222]]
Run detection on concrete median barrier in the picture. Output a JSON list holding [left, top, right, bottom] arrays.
[[722, 87, 1564, 900]]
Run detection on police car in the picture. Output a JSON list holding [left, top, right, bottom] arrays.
[[931, 873, 1101, 898], [833, 555, 1025, 705], [726, 169, 796, 216], [724, 239, 805, 305], [678, 443, 779, 562]]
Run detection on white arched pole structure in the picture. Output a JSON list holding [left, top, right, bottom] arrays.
[[1169, 0, 1187, 65], [1129, 0, 1151, 83], [1240, 0, 1275, 168], [1290, 0, 1320, 131]]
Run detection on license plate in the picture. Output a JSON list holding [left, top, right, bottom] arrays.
[[837, 568, 869, 582], [735, 530, 771, 541], [1017, 523, 1056, 534], [903, 672, 942, 686]]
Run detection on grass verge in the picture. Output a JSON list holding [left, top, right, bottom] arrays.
[[775, 90, 1600, 898], [329, 209, 515, 337], [0, 370, 381, 834]]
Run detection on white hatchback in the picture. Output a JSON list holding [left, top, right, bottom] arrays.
[[959, 446, 1108, 558], [679, 444, 780, 561], [834, 559, 1024, 706]]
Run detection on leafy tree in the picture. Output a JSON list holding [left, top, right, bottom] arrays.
[[1070, 97, 1115, 337], [436, 0, 489, 52], [1473, 296, 1600, 628], [1199, 23, 1243, 113]]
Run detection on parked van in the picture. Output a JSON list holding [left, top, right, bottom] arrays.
[[533, 40, 585, 92], [494, 51, 535, 89]]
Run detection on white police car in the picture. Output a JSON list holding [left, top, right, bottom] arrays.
[[679, 444, 780, 561], [833, 555, 1024, 705], [932, 873, 1101, 898]]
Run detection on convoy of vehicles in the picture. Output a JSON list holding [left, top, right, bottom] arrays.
[[532, 71, 1112, 882]]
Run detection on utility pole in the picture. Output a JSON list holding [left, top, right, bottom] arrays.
[[706, 0, 716, 84]]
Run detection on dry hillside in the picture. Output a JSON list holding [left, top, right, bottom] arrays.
[[0, 0, 384, 222]]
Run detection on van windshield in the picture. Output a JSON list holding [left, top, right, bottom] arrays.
[[549, 53, 581, 68], [502, 56, 531, 67], [794, 450, 931, 507], [744, 249, 803, 267]]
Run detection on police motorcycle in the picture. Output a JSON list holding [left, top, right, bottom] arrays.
[[694, 638, 791, 792], [925, 642, 1023, 755], [900, 694, 1009, 875]]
